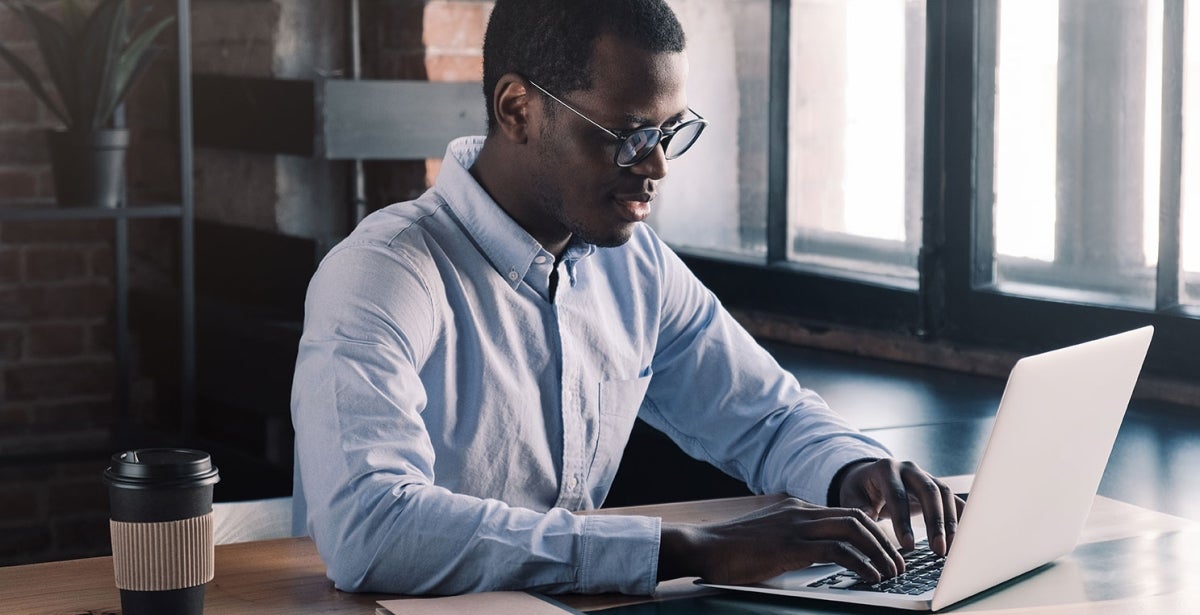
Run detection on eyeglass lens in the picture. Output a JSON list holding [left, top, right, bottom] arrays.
[[616, 121, 706, 167]]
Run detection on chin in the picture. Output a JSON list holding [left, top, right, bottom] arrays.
[[581, 224, 638, 248]]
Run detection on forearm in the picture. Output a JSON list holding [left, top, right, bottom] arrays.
[[302, 469, 663, 595]]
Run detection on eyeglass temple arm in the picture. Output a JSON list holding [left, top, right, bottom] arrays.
[[526, 79, 623, 140]]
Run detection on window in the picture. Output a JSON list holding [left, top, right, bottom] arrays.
[[987, 0, 1162, 308], [654, 0, 1200, 379], [651, 0, 769, 258], [788, 0, 925, 281], [1183, 0, 1200, 303]]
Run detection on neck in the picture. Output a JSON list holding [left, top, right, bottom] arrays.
[[470, 137, 571, 258]]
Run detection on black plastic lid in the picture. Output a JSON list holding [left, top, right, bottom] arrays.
[[103, 448, 220, 489]]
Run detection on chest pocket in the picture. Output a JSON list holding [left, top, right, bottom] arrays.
[[588, 373, 653, 491]]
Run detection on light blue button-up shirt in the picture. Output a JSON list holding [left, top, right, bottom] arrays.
[[291, 136, 890, 595]]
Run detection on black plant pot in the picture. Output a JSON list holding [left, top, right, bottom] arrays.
[[46, 128, 129, 208]]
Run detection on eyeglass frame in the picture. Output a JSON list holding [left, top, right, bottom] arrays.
[[525, 78, 708, 169]]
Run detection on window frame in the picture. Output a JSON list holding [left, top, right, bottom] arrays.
[[678, 0, 1200, 381]]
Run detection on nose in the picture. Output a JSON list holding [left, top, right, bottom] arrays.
[[628, 143, 669, 180]]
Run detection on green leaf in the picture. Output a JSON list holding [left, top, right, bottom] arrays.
[[62, 0, 87, 38], [17, 2, 81, 128], [78, 0, 126, 130], [0, 40, 67, 124], [2, 0, 174, 130], [101, 16, 174, 126]]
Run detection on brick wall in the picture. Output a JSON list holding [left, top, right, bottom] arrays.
[[0, 0, 494, 565], [0, 0, 121, 456]]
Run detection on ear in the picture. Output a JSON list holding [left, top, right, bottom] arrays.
[[492, 74, 535, 144]]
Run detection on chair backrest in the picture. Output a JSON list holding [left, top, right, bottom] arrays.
[[212, 496, 294, 545]]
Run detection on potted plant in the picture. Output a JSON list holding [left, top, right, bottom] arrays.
[[0, 0, 173, 208]]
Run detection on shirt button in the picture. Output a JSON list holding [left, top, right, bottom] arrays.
[[507, 270, 518, 281], [567, 476, 579, 490], [534, 255, 548, 264]]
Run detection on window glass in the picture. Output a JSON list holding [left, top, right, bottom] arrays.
[[1183, 0, 1200, 301], [787, 0, 925, 280], [650, 0, 770, 257], [990, 0, 1161, 307]]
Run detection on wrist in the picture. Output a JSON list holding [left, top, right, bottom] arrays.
[[827, 458, 879, 507], [658, 522, 700, 581]]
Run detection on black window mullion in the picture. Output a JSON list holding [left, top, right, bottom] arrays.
[[918, 0, 949, 337], [935, 0, 981, 339], [1157, 0, 1185, 311], [971, 0, 997, 289]]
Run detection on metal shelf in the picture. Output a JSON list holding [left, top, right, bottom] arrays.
[[0, 202, 185, 221], [2, 0, 196, 447]]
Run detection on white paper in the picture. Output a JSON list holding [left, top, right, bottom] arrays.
[[378, 591, 577, 615]]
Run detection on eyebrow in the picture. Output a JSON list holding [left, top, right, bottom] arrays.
[[622, 109, 689, 128]]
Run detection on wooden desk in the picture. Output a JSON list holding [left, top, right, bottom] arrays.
[[2, 486, 1196, 615]]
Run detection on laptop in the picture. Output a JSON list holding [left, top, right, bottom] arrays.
[[698, 326, 1154, 611]]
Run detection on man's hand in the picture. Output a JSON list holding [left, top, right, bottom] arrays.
[[658, 498, 904, 585], [836, 459, 966, 557]]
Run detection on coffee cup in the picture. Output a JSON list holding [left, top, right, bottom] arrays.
[[103, 448, 220, 615]]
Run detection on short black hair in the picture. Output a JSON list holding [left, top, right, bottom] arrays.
[[481, 0, 686, 133]]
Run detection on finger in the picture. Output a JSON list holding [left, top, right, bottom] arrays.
[[798, 515, 900, 578], [880, 463, 914, 550], [742, 497, 827, 519], [812, 540, 885, 584], [901, 465, 947, 556], [850, 508, 906, 575], [938, 481, 959, 551]]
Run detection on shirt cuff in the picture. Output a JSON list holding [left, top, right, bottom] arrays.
[[804, 439, 892, 506], [578, 514, 661, 595]]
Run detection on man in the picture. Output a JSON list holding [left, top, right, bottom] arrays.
[[291, 0, 961, 596]]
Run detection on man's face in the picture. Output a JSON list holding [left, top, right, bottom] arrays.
[[527, 34, 690, 249]]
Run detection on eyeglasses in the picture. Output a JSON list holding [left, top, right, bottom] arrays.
[[527, 79, 708, 168]]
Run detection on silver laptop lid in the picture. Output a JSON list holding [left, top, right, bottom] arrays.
[[932, 326, 1153, 610]]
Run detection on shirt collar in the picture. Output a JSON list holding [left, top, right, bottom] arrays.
[[434, 137, 595, 290]]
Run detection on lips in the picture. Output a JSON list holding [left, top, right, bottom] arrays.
[[613, 193, 653, 223]]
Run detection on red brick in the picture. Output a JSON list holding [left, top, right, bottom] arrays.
[[0, 219, 112, 243], [25, 322, 86, 358], [0, 325, 22, 360], [87, 321, 113, 354], [0, 247, 18, 284], [88, 244, 113, 277], [371, 53, 429, 80], [0, 85, 39, 126], [4, 359, 114, 401], [0, 283, 114, 321], [423, 1, 491, 51], [22, 245, 88, 282], [0, 168, 38, 198], [424, 54, 484, 83], [367, 0, 426, 54], [0, 127, 48, 165], [425, 159, 442, 187], [32, 166, 52, 197], [191, 0, 281, 77]]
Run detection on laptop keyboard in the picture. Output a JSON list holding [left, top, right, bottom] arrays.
[[806, 540, 944, 595]]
